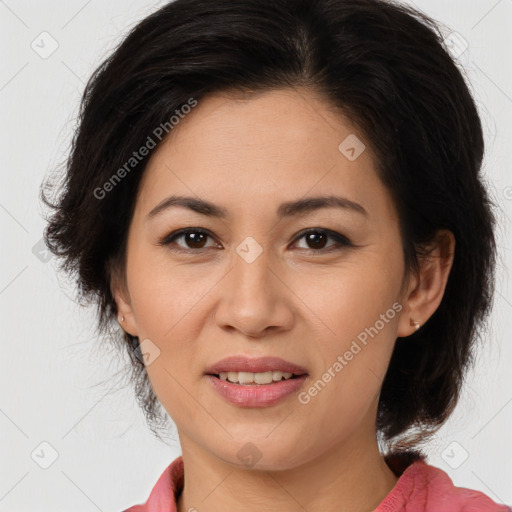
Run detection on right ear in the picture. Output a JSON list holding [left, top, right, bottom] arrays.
[[109, 262, 139, 337]]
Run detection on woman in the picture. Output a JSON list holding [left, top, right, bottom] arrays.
[[41, 0, 511, 510]]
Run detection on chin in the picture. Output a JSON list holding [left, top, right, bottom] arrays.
[[213, 440, 308, 471]]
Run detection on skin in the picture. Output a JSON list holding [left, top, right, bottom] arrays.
[[114, 87, 455, 512]]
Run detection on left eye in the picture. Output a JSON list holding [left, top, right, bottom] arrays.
[[292, 229, 352, 251], [159, 228, 352, 252]]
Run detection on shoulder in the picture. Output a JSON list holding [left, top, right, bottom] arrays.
[[377, 455, 511, 512], [121, 455, 184, 512]]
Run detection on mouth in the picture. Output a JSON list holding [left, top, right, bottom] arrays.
[[208, 371, 307, 386], [205, 370, 309, 407], [204, 355, 309, 386]]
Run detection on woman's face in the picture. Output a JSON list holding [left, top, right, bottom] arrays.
[[115, 87, 415, 469]]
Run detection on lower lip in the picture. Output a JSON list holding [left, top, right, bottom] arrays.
[[205, 374, 308, 407]]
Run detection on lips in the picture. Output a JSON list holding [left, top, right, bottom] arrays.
[[205, 355, 308, 376]]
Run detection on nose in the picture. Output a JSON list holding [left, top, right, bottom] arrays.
[[214, 241, 294, 338]]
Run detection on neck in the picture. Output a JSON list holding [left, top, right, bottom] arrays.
[[176, 432, 399, 512]]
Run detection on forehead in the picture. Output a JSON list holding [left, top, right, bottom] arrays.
[[133, 87, 394, 226]]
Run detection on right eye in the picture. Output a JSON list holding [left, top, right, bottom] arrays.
[[158, 228, 221, 252]]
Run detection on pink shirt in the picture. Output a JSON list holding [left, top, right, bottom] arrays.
[[123, 453, 511, 511]]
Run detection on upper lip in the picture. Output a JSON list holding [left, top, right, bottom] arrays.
[[205, 356, 308, 375]]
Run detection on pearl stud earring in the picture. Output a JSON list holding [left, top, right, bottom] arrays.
[[410, 318, 420, 330]]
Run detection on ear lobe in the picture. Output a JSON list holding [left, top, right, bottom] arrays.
[[397, 230, 455, 337], [109, 262, 139, 337], [113, 289, 139, 337]]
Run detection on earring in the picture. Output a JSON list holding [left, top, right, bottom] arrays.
[[409, 318, 420, 331], [119, 315, 125, 323]]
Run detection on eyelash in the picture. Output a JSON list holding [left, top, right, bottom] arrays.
[[158, 227, 353, 254]]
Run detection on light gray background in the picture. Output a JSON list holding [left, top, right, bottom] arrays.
[[1, 0, 511, 510]]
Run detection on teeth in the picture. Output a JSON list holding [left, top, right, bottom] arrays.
[[218, 371, 294, 384]]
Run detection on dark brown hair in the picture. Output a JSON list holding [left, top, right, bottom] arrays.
[[41, 0, 497, 456]]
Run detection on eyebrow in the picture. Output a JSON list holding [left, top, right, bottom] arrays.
[[146, 194, 368, 221]]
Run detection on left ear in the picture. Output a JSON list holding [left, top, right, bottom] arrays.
[[397, 229, 455, 337]]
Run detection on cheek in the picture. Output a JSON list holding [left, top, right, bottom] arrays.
[[125, 250, 219, 394], [293, 252, 402, 403], [294, 255, 402, 342], [126, 245, 210, 337]]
